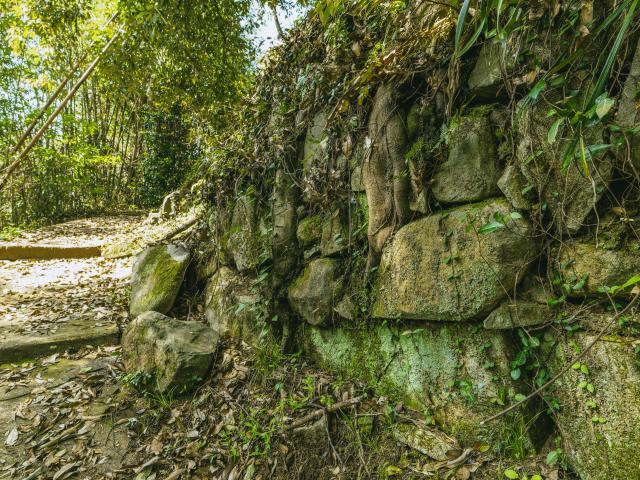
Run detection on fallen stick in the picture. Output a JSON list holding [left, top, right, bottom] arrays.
[[481, 291, 640, 425], [285, 396, 363, 430], [38, 423, 82, 450], [21, 467, 43, 480], [154, 214, 201, 243]]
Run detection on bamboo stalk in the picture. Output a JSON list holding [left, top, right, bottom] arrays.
[[0, 29, 122, 191], [9, 11, 119, 156]]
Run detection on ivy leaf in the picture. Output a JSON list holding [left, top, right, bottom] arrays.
[[510, 368, 521, 380], [478, 221, 505, 235]]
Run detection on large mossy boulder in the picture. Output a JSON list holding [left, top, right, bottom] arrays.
[[122, 311, 217, 394], [303, 321, 528, 442], [431, 113, 501, 204], [557, 241, 640, 295], [204, 266, 266, 345], [130, 244, 190, 317], [288, 258, 344, 326], [373, 199, 536, 321], [547, 332, 640, 480]]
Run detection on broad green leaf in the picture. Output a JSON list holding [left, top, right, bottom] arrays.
[[546, 449, 561, 465], [454, 0, 472, 51], [528, 79, 546, 101], [504, 469, 519, 479], [478, 221, 505, 235], [548, 118, 563, 144], [595, 95, 615, 118]]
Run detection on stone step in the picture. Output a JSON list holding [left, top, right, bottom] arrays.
[[0, 244, 101, 261], [0, 315, 119, 364]]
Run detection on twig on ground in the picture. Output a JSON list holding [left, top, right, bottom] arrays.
[[285, 396, 363, 430]]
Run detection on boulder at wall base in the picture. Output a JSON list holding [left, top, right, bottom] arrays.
[[557, 241, 640, 296], [121, 311, 218, 394], [431, 113, 502, 204], [302, 321, 533, 443], [373, 199, 537, 321], [130, 244, 190, 317], [288, 258, 344, 326], [546, 332, 640, 480], [204, 266, 266, 345]]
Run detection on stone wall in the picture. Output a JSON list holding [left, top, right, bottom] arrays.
[[147, 3, 640, 478]]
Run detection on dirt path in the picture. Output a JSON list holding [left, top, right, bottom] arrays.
[[0, 216, 140, 363], [0, 216, 145, 478]]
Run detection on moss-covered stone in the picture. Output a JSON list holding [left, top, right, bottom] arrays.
[[204, 266, 267, 345], [320, 208, 349, 256], [515, 88, 612, 234], [373, 199, 537, 321], [296, 215, 323, 247], [302, 111, 329, 173], [303, 321, 528, 442], [288, 258, 344, 326], [432, 113, 501, 204], [272, 168, 299, 288], [483, 301, 551, 329], [497, 165, 532, 211], [556, 240, 640, 296], [467, 38, 519, 98], [546, 332, 640, 480], [228, 195, 270, 273], [130, 244, 190, 317]]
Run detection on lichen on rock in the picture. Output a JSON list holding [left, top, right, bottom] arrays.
[[373, 198, 537, 321]]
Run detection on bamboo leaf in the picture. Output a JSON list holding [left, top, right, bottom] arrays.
[[548, 118, 563, 144], [455, 0, 472, 52]]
